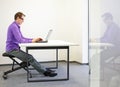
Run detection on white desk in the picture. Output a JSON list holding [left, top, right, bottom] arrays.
[[89, 42, 113, 69], [20, 40, 77, 82], [89, 42, 113, 84], [89, 42, 113, 49], [20, 40, 76, 47]]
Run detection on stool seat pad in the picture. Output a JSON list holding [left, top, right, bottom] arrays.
[[2, 52, 15, 58]]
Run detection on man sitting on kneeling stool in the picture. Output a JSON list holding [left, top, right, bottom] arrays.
[[5, 12, 57, 77]]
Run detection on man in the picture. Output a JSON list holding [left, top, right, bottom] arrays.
[[91, 13, 120, 87], [91, 13, 120, 44], [93, 13, 120, 63], [100, 13, 120, 44], [5, 12, 57, 77], [91, 13, 120, 61]]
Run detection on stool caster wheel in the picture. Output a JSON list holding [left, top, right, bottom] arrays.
[[3, 74, 7, 80]]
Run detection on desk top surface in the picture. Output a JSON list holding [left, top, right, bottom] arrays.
[[89, 42, 113, 48], [19, 40, 78, 47]]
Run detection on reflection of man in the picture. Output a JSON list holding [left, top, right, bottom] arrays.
[[100, 13, 120, 64], [100, 13, 120, 45], [92, 12, 120, 45], [101, 13, 120, 87], [92, 13, 120, 61], [91, 13, 120, 87]]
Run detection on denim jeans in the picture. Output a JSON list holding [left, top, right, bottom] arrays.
[[6, 49, 46, 74]]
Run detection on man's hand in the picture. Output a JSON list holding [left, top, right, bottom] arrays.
[[32, 38, 43, 43]]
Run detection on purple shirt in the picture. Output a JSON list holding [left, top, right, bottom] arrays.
[[6, 21, 32, 51], [100, 22, 120, 46]]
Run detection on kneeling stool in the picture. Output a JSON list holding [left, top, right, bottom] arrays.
[[2, 52, 31, 79]]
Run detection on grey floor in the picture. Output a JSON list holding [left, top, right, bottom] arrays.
[[100, 62, 120, 87], [0, 62, 89, 87]]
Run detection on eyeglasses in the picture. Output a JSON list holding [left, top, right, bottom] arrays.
[[20, 18, 24, 20]]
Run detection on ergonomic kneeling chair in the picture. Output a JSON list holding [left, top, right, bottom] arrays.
[[2, 52, 31, 79]]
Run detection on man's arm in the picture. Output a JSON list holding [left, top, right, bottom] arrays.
[[11, 25, 42, 43]]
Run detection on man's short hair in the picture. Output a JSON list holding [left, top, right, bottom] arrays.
[[102, 12, 113, 20], [14, 12, 25, 20]]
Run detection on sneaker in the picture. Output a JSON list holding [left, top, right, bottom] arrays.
[[44, 71, 57, 77]]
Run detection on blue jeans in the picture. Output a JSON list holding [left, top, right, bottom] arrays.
[[6, 49, 46, 74]]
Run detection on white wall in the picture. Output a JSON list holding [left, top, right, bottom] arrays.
[[0, 0, 88, 64], [82, 0, 88, 63]]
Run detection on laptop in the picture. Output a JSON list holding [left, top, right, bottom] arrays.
[[37, 29, 53, 43]]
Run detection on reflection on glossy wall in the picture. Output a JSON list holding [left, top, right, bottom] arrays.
[[89, 0, 120, 87]]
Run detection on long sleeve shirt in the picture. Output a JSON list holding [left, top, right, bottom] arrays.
[[6, 21, 32, 51], [100, 22, 120, 46]]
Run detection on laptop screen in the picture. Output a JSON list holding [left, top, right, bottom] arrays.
[[45, 29, 53, 41]]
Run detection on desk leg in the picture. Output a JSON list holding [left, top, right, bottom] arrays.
[[56, 49, 58, 68], [67, 47, 69, 80], [26, 47, 29, 82], [25, 46, 69, 82], [46, 49, 58, 69]]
